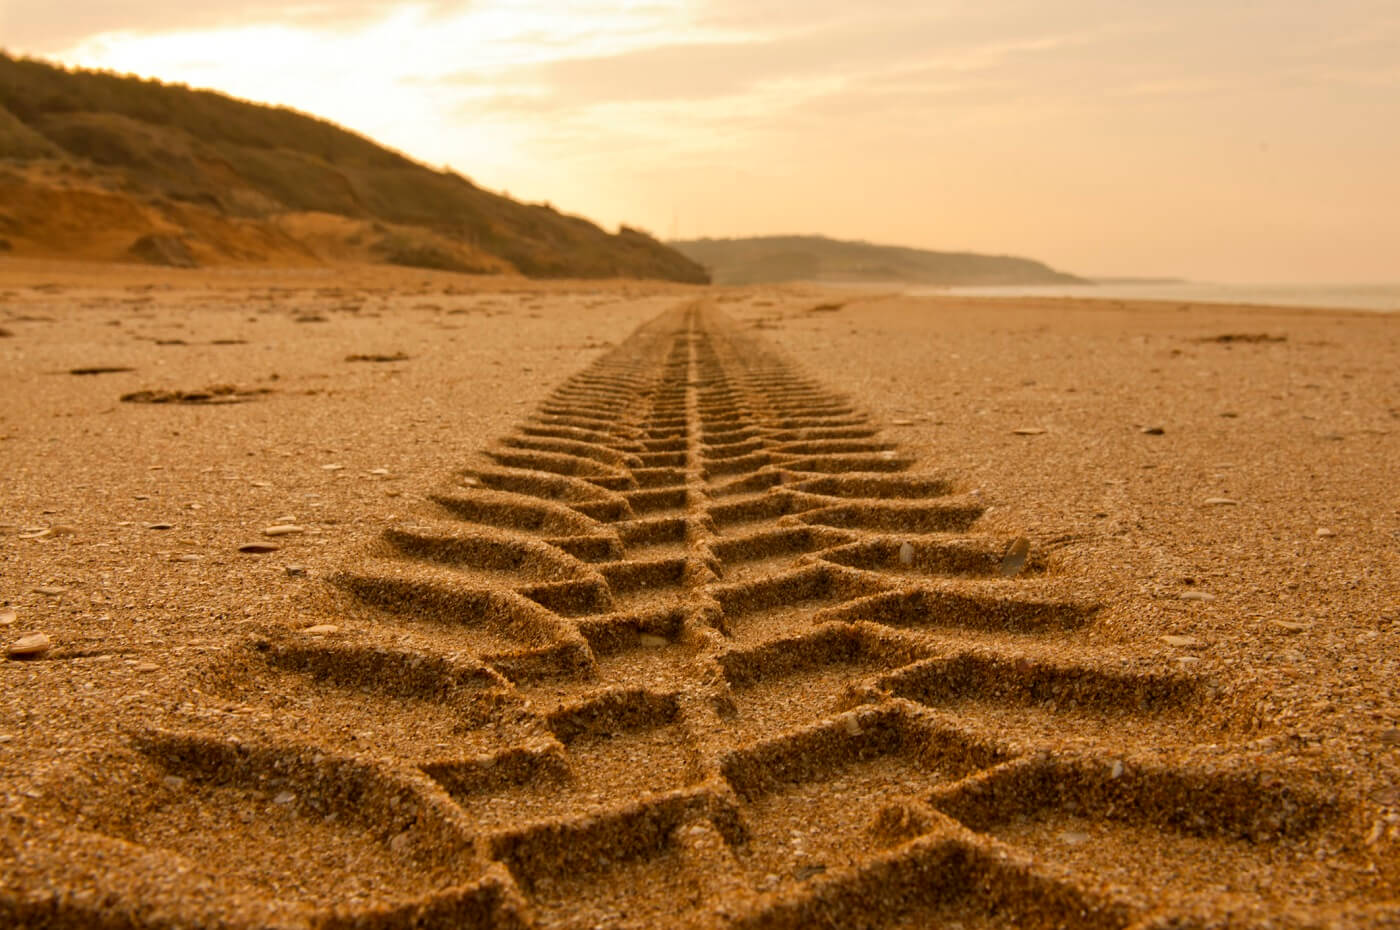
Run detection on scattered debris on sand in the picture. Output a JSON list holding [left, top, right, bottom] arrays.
[[1196, 333, 1287, 344], [121, 385, 273, 405], [345, 352, 410, 363]]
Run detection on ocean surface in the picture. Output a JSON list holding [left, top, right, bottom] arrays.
[[902, 281, 1400, 313]]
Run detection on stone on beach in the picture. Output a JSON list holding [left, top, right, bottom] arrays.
[[7, 633, 52, 659], [999, 537, 1031, 577]]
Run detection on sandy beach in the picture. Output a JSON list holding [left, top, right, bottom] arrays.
[[1, 258, 1396, 928]]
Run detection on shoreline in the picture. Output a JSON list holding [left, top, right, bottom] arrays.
[[818, 276, 1400, 313], [6, 256, 1398, 314]]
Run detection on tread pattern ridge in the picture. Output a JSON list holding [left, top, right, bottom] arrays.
[[15, 302, 1348, 929]]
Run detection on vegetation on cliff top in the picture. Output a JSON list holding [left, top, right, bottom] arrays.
[[671, 235, 1081, 286], [0, 52, 708, 282]]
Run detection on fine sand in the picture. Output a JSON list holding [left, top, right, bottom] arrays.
[[1, 258, 1396, 929]]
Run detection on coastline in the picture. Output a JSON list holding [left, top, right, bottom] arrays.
[[799, 275, 1400, 312], [914, 281, 1400, 313]]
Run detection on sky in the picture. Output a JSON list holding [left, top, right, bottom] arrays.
[[3, 0, 1398, 282]]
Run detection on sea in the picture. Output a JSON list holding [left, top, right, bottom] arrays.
[[901, 281, 1400, 313]]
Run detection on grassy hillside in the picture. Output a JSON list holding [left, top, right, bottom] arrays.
[[0, 53, 708, 282], [670, 235, 1081, 286]]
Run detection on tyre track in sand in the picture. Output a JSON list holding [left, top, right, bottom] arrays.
[[10, 301, 1360, 929]]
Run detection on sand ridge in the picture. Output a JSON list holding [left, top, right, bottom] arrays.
[[1, 265, 1397, 927]]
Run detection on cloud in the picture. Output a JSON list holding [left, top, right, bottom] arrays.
[[693, 0, 934, 31], [457, 11, 1102, 119], [0, 0, 468, 53]]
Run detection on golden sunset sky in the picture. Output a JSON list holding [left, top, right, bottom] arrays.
[[3, 0, 1397, 282]]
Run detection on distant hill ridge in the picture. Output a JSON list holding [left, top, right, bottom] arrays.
[[0, 53, 708, 282], [670, 235, 1081, 286]]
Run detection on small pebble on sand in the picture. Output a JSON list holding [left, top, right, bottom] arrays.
[[638, 634, 668, 648], [262, 525, 304, 537], [1141, 426, 1165, 435], [1012, 427, 1047, 435], [1161, 634, 1203, 648], [1000, 537, 1031, 577], [1271, 620, 1309, 633], [1058, 831, 1090, 846], [1203, 497, 1240, 506], [285, 565, 307, 577], [146, 522, 174, 530], [0, 610, 15, 626], [301, 624, 339, 635], [133, 662, 159, 673], [320, 463, 344, 471], [898, 541, 915, 566], [891, 419, 915, 426], [1179, 591, 1216, 602], [238, 542, 280, 554], [1315, 527, 1336, 537], [7, 633, 52, 659], [34, 586, 67, 596], [272, 791, 296, 805]]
